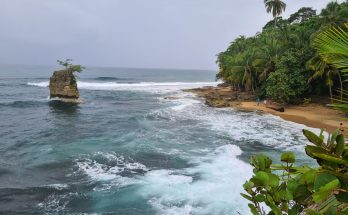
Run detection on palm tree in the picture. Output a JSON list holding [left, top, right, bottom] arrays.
[[321, 1, 341, 26], [313, 23, 348, 111], [308, 54, 342, 103], [264, 0, 287, 27], [254, 34, 279, 81], [313, 23, 348, 73]]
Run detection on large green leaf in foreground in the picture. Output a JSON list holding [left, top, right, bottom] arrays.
[[313, 23, 348, 73]]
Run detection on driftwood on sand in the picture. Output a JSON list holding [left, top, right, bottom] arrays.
[[266, 104, 285, 112]]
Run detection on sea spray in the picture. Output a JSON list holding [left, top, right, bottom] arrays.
[[137, 145, 252, 214]]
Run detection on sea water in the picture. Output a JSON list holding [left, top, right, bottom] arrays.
[[0, 65, 317, 214]]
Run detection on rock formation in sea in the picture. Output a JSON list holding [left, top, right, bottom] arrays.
[[49, 70, 80, 102]]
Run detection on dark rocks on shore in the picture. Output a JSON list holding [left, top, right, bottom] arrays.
[[267, 104, 285, 112], [217, 82, 230, 87], [185, 86, 256, 108], [49, 70, 80, 102]]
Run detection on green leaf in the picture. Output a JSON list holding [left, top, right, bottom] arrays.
[[306, 210, 322, 215], [243, 181, 254, 190], [303, 129, 324, 146], [278, 189, 289, 201], [312, 153, 348, 165], [268, 173, 280, 188], [251, 154, 272, 172], [335, 134, 346, 156], [299, 169, 316, 185], [248, 204, 260, 215], [252, 171, 269, 186], [268, 202, 282, 215], [314, 173, 338, 191], [313, 23, 348, 73], [288, 205, 301, 215], [329, 129, 339, 149], [319, 130, 325, 141], [336, 179, 348, 203], [293, 185, 311, 203], [241, 193, 253, 202], [281, 152, 296, 163], [287, 179, 299, 193], [326, 206, 340, 215], [312, 179, 340, 203], [255, 194, 266, 202], [305, 145, 328, 156]]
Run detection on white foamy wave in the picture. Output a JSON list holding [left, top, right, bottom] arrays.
[[76, 160, 121, 181], [155, 93, 320, 152], [77, 81, 217, 93], [38, 192, 78, 213], [28, 81, 49, 87], [137, 144, 252, 215], [27, 81, 218, 93], [75, 152, 147, 182], [44, 184, 69, 190], [147, 92, 202, 121]]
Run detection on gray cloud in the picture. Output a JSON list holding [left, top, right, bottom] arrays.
[[0, 0, 331, 70]]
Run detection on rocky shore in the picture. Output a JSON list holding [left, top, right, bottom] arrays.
[[184, 86, 255, 108], [186, 85, 345, 133]]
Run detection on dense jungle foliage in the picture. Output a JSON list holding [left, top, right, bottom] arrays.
[[216, 1, 348, 104]]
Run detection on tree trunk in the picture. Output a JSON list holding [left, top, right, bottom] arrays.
[[329, 86, 333, 104], [338, 72, 343, 102], [274, 16, 277, 28]]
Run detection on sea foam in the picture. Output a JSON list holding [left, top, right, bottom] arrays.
[[75, 152, 147, 182], [28, 81, 218, 93], [137, 144, 252, 215], [155, 92, 320, 153]]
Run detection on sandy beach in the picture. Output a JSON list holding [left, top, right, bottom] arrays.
[[186, 86, 346, 133], [239, 102, 344, 133]]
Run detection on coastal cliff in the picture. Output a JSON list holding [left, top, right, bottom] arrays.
[[49, 70, 80, 102]]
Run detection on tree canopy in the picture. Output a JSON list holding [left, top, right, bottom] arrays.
[[216, 1, 348, 104]]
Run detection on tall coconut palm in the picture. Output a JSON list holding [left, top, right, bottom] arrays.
[[264, 0, 287, 27], [255, 34, 280, 81], [228, 47, 261, 92]]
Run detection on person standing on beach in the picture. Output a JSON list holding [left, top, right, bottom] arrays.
[[256, 98, 260, 106]]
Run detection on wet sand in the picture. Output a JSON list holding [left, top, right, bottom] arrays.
[[186, 86, 345, 133]]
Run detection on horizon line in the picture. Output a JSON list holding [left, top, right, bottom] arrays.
[[0, 63, 218, 72]]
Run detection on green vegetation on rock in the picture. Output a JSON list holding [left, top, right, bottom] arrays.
[[57, 59, 85, 74]]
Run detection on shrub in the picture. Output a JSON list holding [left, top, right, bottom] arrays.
[[57, 59, 85, 73], [266, 49, 310, 104], [241, 129, 348, 214]]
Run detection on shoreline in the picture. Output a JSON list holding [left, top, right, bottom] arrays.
[[185, 86, 346, 133]]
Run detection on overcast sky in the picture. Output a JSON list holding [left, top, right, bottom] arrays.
[[0, 0, 332, 70]]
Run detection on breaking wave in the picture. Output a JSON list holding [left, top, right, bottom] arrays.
[[74, 152, 147, 184], [137, 144, 252, 215], [27, 81, 218, 93], [94, 77, 129, 81]]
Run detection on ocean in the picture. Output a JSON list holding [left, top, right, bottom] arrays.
[[0, 65, 317, 214]]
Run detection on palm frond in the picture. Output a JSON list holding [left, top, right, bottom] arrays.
[[313, 23, 348, 73]]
